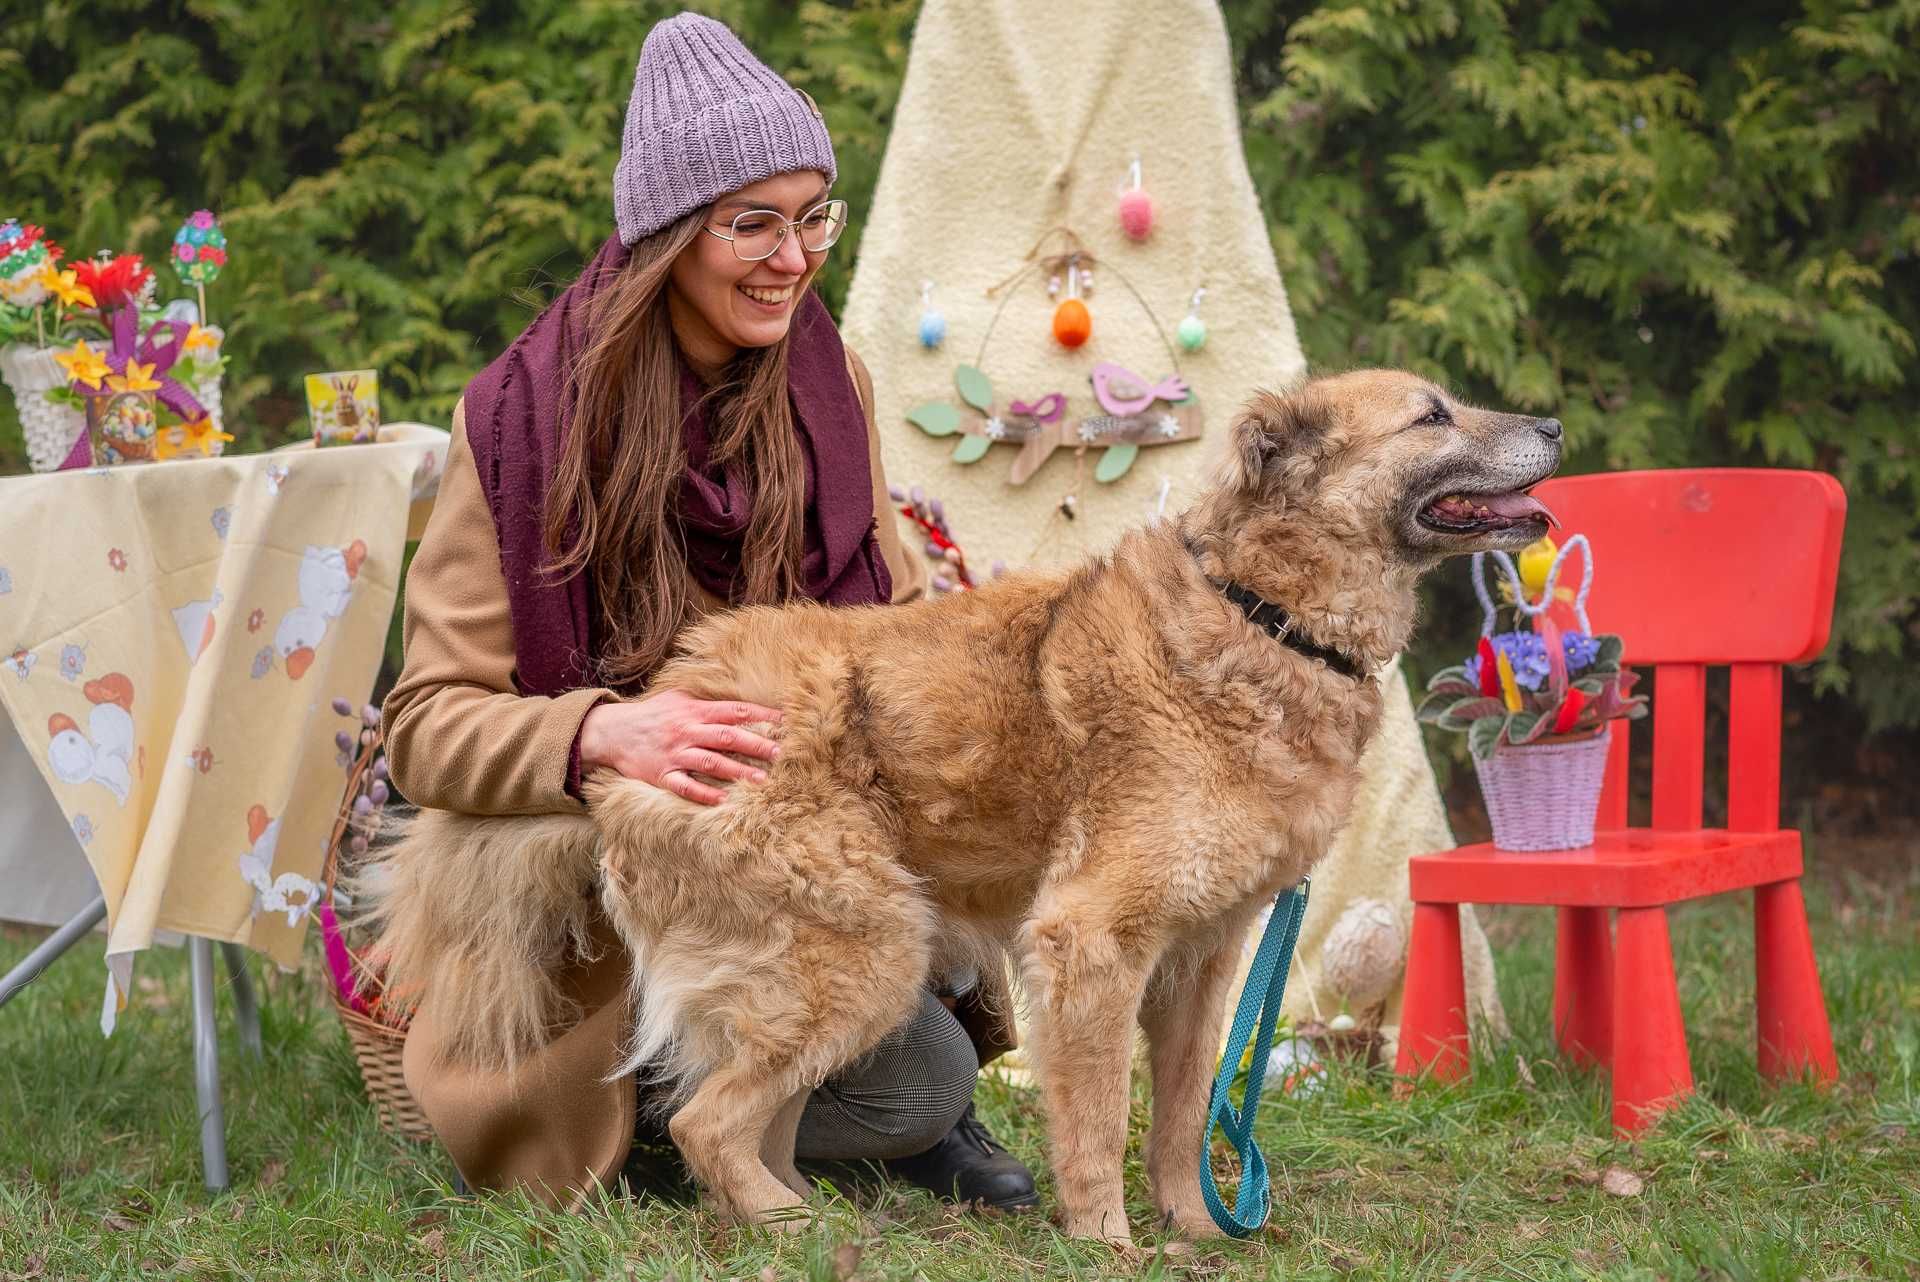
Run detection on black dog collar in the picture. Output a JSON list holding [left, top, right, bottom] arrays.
[[1209, 578, 1370, 683]]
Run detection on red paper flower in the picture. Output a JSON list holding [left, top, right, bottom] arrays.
[[1475, 636, 1501, 698], [1553, 686, 1588, 734], [107, 547, 127, 572], [71, 253, 154, 312]]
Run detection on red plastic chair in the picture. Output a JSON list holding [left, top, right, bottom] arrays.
[[1394, 468, 1845, 1135]]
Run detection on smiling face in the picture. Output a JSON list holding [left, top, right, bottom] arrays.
[[666, 170, 834, 370]]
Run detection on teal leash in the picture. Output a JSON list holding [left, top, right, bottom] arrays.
[[1199, 877, 1311, 1238]]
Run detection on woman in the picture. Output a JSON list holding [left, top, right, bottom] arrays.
[[382, 13, 1035, 1213]]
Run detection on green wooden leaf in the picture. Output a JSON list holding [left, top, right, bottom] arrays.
[[1468, 714, 1508, 762], [954, 364, 993, 412], [906, 402, 961, 437], [1426, 664, 1473, 691], [1093, 443, 1139, 483], [950, 433, 991, 464], [1593, 635, 1624, 669]]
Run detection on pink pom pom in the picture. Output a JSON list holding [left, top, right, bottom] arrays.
[[1118, 189, 1156, 241]]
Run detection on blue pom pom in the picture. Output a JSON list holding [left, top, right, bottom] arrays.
[[918, 310, 947, 350]]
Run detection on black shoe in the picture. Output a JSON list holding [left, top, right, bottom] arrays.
[[882, 1103, 1039, 1211]]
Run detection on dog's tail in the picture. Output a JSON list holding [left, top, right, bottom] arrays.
[[348, 806, 601, 1073]]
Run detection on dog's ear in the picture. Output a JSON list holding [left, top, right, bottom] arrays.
[[1227, 385, 1330, 492]]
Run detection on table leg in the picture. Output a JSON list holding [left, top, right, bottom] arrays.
[[189, 937, 230, 1191], [0, 895, 108, 1008], [221, 942, 262, 1058]]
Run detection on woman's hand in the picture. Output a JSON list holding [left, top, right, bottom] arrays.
[[578, 689, 783, 806]]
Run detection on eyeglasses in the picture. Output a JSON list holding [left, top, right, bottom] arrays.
[[704, 198, 849, 262]]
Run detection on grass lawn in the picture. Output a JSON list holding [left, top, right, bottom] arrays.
[[3, 835, 1916, 1281]]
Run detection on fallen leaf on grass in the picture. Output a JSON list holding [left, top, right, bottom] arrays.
[[1515, 1055, 1536, 1088], [17, 1254, 46, 1279], [830, 1243, 863, 1280], [103, 1212, 139, 1231], [1158, 1241, 1197, 1258], [759, 1267, 779, 1282], [419, 1227, 446, 1257], [1514, 1219, 1549, 1242], [259, 1158, 286, 1188], [1600, 1165, 1645, 1197]]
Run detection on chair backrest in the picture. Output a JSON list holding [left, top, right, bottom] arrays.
[[1531, 469, 1846, 834]]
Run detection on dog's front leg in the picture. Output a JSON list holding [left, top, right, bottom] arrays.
[[1138, 919, 1253, 1238], [1025, 897, 1156, 1246]]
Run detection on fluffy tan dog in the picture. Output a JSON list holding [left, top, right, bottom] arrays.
[[365, 370, 1561, 1244]]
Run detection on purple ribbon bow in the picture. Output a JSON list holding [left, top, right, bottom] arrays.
[[61, 309, 208, 468], [1009, 392, 1066, 422], [102, 307, 208, 422]]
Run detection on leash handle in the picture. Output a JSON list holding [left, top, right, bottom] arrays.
[[1199, 878, 1311, 1238]]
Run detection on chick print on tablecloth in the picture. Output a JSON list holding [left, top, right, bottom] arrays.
[[236, 803, 320, 926], [210, 506, 231, 541], [272, 540, 366, 680], [4, 646, 33, 680], [47, 673, 136, 805], [170, 590, 222, 665]]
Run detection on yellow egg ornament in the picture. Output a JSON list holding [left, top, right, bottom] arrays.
[[1517, 534, 1559, 602]]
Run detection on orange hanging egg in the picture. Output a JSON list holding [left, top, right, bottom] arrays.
[[1052, 297, 1091, 348]]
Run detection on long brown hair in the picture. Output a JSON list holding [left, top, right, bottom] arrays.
[[544, 213, 810, 688]]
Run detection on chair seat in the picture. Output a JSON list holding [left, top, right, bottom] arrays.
[[1409, 828, 1803, 909]]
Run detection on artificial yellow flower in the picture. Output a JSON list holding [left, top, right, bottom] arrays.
[[183, 324, 221, 355], [176, 415, 233, 457], [1496, 649, 1524, 713], [106, 360, 162, 394], [151, 424, 188, 462], [1517, 534, 1558, 601], [38, 265, 96, 310], [53, 340, 112, 391]]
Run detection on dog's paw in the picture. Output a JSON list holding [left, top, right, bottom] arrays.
[[1154, 1201, 1229, 1240], [1058, 1209, 1134, 1248]]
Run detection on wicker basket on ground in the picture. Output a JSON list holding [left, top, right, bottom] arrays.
[[320, 711, 433, 1143]]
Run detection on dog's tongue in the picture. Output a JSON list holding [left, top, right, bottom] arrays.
[[1481, 491, 1559, 527]]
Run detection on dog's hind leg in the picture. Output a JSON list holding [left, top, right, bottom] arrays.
[[761, 1087, 811, 1198], [1138, 918, 1254, 1239], [671, 1064, 815, 1231]]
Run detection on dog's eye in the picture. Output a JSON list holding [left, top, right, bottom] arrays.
[[1413, 406, 1451, 429]]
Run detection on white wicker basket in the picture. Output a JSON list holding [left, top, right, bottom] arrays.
[[2, 326, 226, 472], [1, 343, 87, 472]]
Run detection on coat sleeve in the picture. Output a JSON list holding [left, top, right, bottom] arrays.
[[846, 346, 928, 604], [381, 400, 615, 815]]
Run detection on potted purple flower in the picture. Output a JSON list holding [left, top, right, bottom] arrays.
[[1417, 536, 1648, 851]]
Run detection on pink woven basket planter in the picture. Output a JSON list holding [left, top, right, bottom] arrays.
[[1474, 730, 1610, 852]]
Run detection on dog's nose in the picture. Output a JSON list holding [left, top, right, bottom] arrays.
[[1534, 417, 1564, 442]]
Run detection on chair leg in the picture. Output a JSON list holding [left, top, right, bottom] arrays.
[[1753, 878, 1838, 1084], [1394, 902, 1469, 1082], [1609, 907, 1692, 1136], [1554, 906, 1613, 1069]]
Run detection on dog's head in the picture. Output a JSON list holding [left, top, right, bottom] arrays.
[[1219, 369, 1561, 567]]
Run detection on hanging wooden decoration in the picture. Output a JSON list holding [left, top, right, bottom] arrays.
[[904, 226, 1201, 488]]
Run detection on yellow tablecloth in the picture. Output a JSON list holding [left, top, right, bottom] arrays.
[[0, 424, 446, 1030]]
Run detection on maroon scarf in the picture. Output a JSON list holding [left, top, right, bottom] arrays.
[[461, 235, 891, 696]]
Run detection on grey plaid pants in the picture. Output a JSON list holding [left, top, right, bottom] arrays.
[[636, 989, 978, 1161]]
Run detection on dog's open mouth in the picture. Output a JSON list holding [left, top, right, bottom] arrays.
[[1418, 490, 1558, 534]]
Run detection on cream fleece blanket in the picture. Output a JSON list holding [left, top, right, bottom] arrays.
[[841, 0, 1503, 1053]]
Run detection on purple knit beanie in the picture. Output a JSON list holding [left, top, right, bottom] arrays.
[[613, 13, 838, 247]]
